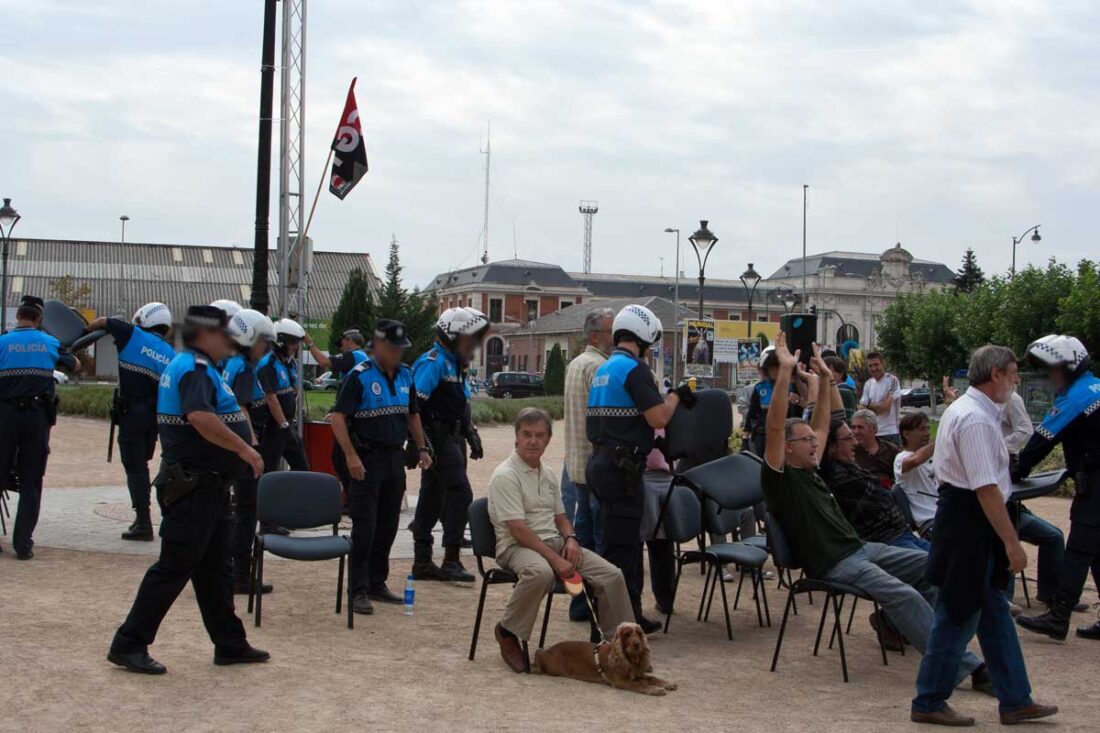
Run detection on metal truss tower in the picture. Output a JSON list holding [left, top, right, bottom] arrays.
[[278, 0, 308, 319], [579, 200, 598, 274]]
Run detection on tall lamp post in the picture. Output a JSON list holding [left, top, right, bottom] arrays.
[[664, 227, 681, 382], [0, 198, 22, 335], [778, 287, 799, 314], [119, 215, 130, 244], [1011, 225, 1041, 276], [688, 220, 718, 318], [739, 263, 762, 341]]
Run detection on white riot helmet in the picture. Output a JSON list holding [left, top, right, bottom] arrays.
[[228, 309, 275, 348], [210, 299, 243, 318], [435, 307, 490, 347], [132, 302, 172, 331], [612, 304, 662, 349], [1026, 334, 1091, 376], [758, 344, 776, 368], [274, 317, 306, 347]]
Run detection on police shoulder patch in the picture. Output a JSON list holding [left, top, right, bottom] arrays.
[[427, 350, 439, 361], [194, 354, 210, 367], [353, 360, 372, 374]]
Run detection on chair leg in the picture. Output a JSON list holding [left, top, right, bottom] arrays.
[[770, 590, 796, 673], [829, 595, 844, 650], [538, 592, 553, 649], [1019, 570, 1031, 608], [784, 569, 799, 616], [521, 641, 531, 673], [813, 591, 832, 657], [254, 547, 265, 628], [846, 595, 859, 634], [831, 593, 850, 683], [871, 600, 888, 666], [716, 564, 733, 641], [697, 563, 713, 621], [664, 558, 684, 634], [469, 579, 491, 661], [347, 553, 354, 630], [733, 566, 746, 610], [247, 536, 259, 614], [749, 570, 765, 627], [759, 570, 771, 627], [704, 564, 721, 623], [336, 555, 345, 614]]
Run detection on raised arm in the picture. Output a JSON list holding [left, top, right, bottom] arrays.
[[807, 346, 833, 465], [764, 333, 799, 469]]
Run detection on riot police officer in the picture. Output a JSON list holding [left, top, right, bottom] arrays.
[[586, 304, 693, 632], [108, 305, 268, 675], [86, 302, 175, 541], [1015, 335, 1100, 642], [256, 318, 309, 473], [410, 307, 488, 582], [330, 319, 432, 614], [0, 295, 79, 559], [222, 309, 276, 594]]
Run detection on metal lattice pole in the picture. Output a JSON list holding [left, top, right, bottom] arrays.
[[579, 201, 598, 274]]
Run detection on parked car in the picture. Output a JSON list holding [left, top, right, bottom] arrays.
[[900, 386, 943, 408], [487, 371, 545, 399], [314, 371, 340, 391], [53, 370, 68, 385]]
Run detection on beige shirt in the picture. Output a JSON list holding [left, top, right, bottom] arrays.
[[488, 450, 565, 557], [563, 344, 607, 483]]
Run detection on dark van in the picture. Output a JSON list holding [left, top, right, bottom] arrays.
[[487, 371, 545, 399]]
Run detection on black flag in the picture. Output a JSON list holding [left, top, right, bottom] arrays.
[[329, 78, 368, 200]]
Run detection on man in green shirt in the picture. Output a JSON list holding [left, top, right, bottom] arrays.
[[762, 334, 989, 695]]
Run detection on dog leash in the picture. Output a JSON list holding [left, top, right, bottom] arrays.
[[581, 586, 609, 643]]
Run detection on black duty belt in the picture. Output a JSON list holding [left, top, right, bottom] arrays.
[[427, 419, 465, 438], [1, 394, 51, 410]]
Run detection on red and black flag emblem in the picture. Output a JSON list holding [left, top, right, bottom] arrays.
[[329, 78, 368, 200]]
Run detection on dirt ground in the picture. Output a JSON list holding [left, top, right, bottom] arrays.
[[4, 416, 1099, 732]]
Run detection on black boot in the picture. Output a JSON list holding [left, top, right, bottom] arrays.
[[1016, 598, 1073, 641], [440, 545, 475, 583], [1077, 620, 1100, 640], [411, 542, 449, 581], [121, 509, 154, 542]]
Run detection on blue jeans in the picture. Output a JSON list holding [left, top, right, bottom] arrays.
[[561, 467, 602, 618], [823, 543, 982, 683], [914, 559, 1033, 714], [1012, 510, 1064, 603], [891, 531, 932, 553]]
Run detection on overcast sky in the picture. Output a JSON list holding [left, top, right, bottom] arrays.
[[2, 0, 1097, 288]]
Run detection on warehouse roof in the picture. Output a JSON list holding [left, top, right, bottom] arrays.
[[424, 259, 584, 291]]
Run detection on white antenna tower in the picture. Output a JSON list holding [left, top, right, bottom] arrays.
[[277, 0, 307, 318], [480, 122, 491, 264], [579, 200, 598, 274]]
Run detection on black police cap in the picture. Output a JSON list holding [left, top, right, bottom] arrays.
[[374, 319, 411, 348], [185, 304, 228, 330], [20, 295, 44, 311]]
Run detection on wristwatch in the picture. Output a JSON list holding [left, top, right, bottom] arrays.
[[279, 421, 290, 430], [418, 446, 429, 453], [563, 533, 579, 544]]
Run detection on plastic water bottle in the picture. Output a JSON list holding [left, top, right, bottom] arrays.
[[403, 574, 415, 616]]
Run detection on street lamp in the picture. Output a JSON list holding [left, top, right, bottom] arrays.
[[739, 263, 762, 341], [0, 198, 22, 334], [1011, 225, 1041, 276], [120, 214, 130, 244], [664, 227, 681, 382], [688, 220, 717, 318], [778, 287, 799, 313]]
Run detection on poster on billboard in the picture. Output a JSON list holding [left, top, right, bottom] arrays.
[[683, 319, 715, 378], [736, 340, 762, 381]]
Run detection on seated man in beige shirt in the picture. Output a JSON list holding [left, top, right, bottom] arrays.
[[488, 407, 633, 673]]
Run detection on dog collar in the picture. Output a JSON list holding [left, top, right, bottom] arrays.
[[593, 641, 610, 682]]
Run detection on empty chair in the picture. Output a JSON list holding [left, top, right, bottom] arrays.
[[248, 472, 353, 629]]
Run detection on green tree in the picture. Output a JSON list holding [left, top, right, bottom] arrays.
[[953, 248, 985, 293], [904, 289, 968, 407], [875, 292, 918, 377], [378, 234, 406, 318], [1057, 260, 1100, 356], [954, 277, 1002, 352], [544, 343, 565, 395], [329, 267, 376, 353], [402, 287, 439, 364], [993, 260, 1074, 355]]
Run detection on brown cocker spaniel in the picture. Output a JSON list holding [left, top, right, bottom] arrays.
[[533, 622, 677, 696]]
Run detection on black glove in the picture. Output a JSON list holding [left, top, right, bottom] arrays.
[[466, 427, 484, 460], [673, 382, 697, 409], [403, 440, 420, 470]]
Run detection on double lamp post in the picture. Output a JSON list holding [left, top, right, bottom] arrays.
[[0, 198, 23, 334]]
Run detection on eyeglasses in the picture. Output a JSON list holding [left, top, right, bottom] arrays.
[[788, 435, 818, 445], [836, 434, 856, 443]]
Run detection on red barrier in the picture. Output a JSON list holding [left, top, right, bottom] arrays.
[[303, 420, 338, 479]]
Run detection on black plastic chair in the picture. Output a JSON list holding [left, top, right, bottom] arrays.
[[467, 497, 560, 668], [248, 472, 353, 629], [891, 484, 917, 530], [661, 485, 702, 634], [767, 512, 889, 682]]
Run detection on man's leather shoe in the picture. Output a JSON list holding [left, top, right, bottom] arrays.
[[234, 578, 273, 595], [910, 705, 975, 727], [1000, 702, 1057, 725], [638, 616, 663, 635], [368, 586, 404, 605], [214, 645, 271, 666], [108, 650, 167, 675], [869, 611, 905, 652], [15, 549, 33, 560], [121, 522, 154, 541], [1016, 600, 1071, 641], [352, 590, 374, 615], [970, 665, 995, 697], [1077, 620, 1100, 640], [411, 561, 451, 581], [494, 623, 526, 673], [440, 559, 475, 583]]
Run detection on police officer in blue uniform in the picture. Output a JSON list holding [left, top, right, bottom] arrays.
[[1015, 335, 1100, 642], [108, 306, 268, 675], [0, 296, 79, 559], [743, 346, 802, 456], [256, 318, 309, 474], [410, 307, 489, 583], [331, 319, 433, 614], [586, 304, 693, 632], [222, 309, 276, 594], [304, 326, 369, 377], [86, 302, 176, 541]]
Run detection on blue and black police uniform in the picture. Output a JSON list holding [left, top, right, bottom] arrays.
[[0, 299, 76, 557], [333, 327, 419, 596], [113, 315, 253, 657], [410, 340, 475, 567], [744, 378, 801, 456], [586, 347, 665, 617], [256, 350, 308, 472], [328, 347, 368, 377], [1016, 368, 1100, 614], [105, 316, 176, 531], [223, 350, 266, 581]]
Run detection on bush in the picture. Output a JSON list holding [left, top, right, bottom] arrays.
[[57, 384, 114, 419], [544, 344, 565, 395]]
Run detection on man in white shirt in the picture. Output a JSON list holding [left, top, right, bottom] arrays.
[[859, 352, 902, 444], [912, 346, 1056, 727], [894, 412, 937, 532]]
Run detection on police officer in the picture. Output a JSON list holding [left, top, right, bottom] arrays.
[[586, 304, 694, 633], [108, 305, 268, 675], [1014, 335, 1100, 642], [256, 318, 309, 473], [330, 319, 433, 614], [222, 309, 276, 594], [303, 326, 368, 376], [410, 307, 489, 582], [0, 295, 79, 559], [86, 303, 175, 541], [743, 346, 802, 456]]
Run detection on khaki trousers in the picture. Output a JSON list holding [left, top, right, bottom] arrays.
[[497, 537, 633, 641]]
